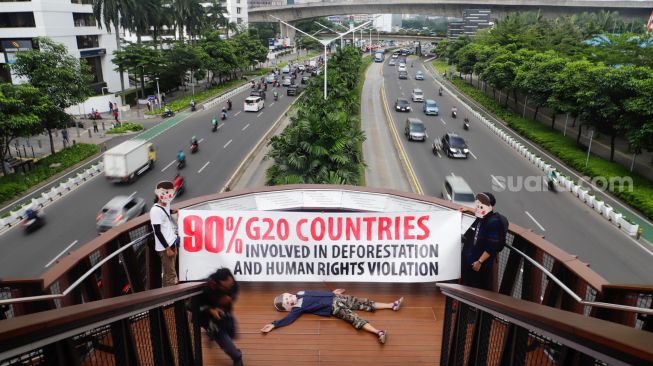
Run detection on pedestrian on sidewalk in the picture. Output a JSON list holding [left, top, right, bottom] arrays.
[[146, 100, 152, 112], [93, 120, 99, 133], [61, 129, 69, 146], [113, 108, 120, 124], [161, 93, 166, 105], [109, 101, 113, 112]]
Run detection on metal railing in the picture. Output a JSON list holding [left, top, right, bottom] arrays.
[[1, 186, 651, 334], [438, 284, 653, 366], [0, 283, 205, 365]]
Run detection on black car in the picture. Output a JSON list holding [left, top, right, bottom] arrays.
[[440, 133, 469, 158], [394, 98, 411, 112], [398, 71, 408, 79], [287, 85, 298, 96], [250, 89, 266, 100]]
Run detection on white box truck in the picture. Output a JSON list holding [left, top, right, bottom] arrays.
[[104, 139, 155, 183]]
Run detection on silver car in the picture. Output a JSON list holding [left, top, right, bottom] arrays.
[[404, 118, 427, 142], [96, 195, 147, 233], [441, 176, 475, 208]]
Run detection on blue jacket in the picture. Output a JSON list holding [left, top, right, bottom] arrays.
[[272, 291, 334, 328]]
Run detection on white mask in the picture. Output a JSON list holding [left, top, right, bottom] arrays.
[[155, 182, 175, 205], [475, 200, 492, 218]]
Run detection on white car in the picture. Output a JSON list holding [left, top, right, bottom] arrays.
[[398, 64, 407, 72], [244, 96, 264, 112], [441, 176, 475, 209], [297, 64, 306, 71], [411, 88, 424, 102]]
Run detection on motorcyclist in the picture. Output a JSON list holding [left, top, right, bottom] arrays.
[[25, 207, 38, 221], [221, 107, 227, 120], [191, 135, 198, 147], [190, 100, 196, 110], [273, 88, 279, 100], [212, 116, 218, 127], [438, 86, 443, 96], [451, 106, 458, 117], [177, 150, 185, 163], [173, 173, 184, 193], [227, 99, 232, 110], [164, 106, 172, 116]]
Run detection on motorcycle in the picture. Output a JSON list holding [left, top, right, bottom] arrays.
[[174, 179, 185, 197], [190, 104, 197, 112], [438, 88, 443, 96], [274, 93, 279, 101], [221, 112, 227, 121], [227, 100, 232, 110], [162, 110, 175, 118], [451, 110, 457, 119], [190, 142, 199, 154], [177, 158, 186, 169], [463, 118, 470, 130], [23, 210, 45, 234], [212, 123, 218, 133]]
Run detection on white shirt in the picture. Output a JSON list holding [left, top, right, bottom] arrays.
[[150, 203, 177, 252]]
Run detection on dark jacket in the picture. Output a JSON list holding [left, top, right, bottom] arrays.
[[272, 291, 335, 328], [463, 212, 503, 268], [195, 275, 239, 328]]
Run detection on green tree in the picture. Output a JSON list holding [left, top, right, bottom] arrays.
[[113, 43, 164, 98], [481, 46, 525, 105], [11, 38, 92, 154], [0, 84, 50, 174], [200, 31, 238, 83], [514, 51, 567, 123]]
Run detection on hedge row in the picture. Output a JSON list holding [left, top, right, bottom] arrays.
[[106, 122, 144, 135], [147, 78, 246, 115], [0, 143, 100, 205]]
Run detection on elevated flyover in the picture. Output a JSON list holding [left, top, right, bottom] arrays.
[[249, 0, 653, 22]]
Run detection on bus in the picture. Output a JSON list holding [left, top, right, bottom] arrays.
[[374, 52, 384, 63]]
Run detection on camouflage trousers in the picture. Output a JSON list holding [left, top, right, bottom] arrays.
[[331, 294, 376, 329]]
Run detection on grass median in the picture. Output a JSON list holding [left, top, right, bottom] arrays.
[[0, 143, 100, 208]]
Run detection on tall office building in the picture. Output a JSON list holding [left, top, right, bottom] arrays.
[[373, 14, 402, 33], [0, 0, 125, 94], [447, 9, 492, 40]]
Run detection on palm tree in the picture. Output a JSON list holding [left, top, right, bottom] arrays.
[[93, 0, 136, 103], [122, 0, 160, 44]]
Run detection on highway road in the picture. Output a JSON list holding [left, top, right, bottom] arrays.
[[0, 83, 298, 278], [380, 57, 653, 283]]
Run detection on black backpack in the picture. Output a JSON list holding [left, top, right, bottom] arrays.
[[489, 211, 509, 252]]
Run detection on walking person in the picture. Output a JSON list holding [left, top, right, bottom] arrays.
[[261, 288, 404, 344], [150, 181, 179, 287], [108, 101, 113, 112], [93, 120, 99, 133], [61, 129, 69, 147], [459, 192, 508, 291], [113, 108, 120, 125], [195, 268, 243, 366]]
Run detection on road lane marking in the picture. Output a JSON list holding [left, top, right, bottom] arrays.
[[161, 160, 176, 172], [218, 122, 225, 129], [45, 240, 78, 268], [469, 150, 478, 160], [224, 139, 232, 148], [242, 124, 250, 131], [198, 161, 210, 173], [440, 118, 446, 125], [257, 112, 263, 118], [491, 175, 505, 190], [198, 138, 205, 144], [525, 211, 546, 231], [270, 102, 275, 107], [234, 111, 241, 117]]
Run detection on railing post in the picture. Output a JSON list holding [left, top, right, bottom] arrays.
[[111, 319, 138, 365], [191, 296, 204, 366], [174, 300, 195, 365], [149, 307, 174, 366], [440, 296, 455, 366]]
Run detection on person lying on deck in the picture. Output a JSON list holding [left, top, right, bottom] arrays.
[[260, 288, 404, 344]]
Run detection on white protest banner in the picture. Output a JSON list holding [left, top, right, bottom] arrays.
[[179, 210, 461, 282]]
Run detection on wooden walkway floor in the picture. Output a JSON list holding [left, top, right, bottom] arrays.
[[201, 282, 444, 366]]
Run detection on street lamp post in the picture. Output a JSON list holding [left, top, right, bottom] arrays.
[[155, 77, 161, 108], [271, 15, 378, 100]]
